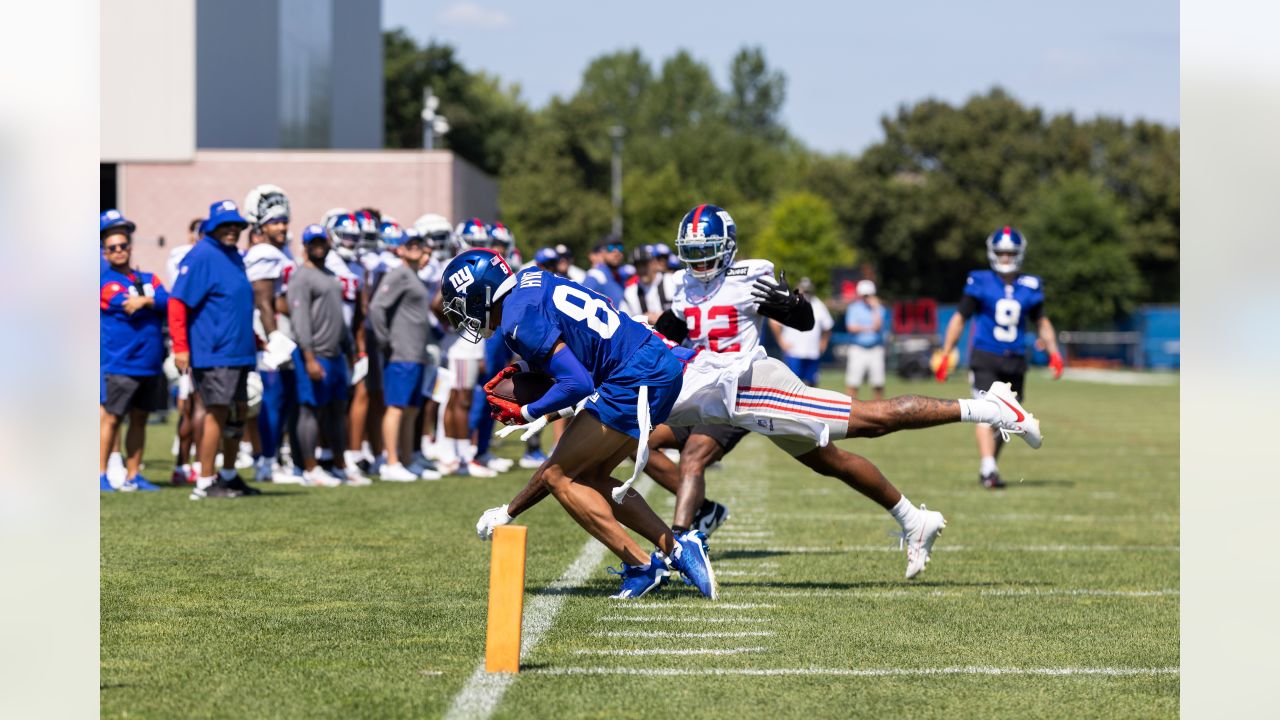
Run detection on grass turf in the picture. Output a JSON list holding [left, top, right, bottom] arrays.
[[101, 370, 1178, 719]]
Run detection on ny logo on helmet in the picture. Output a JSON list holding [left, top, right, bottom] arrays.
[[449, 266, 475, 293]]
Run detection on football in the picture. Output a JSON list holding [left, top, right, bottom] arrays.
[[488, 371, 556, 406]]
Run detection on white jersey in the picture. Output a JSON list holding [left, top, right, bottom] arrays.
[[669, 259, 774, 353], [323, 251, 361, 330], [623, 271, 677, 317], [166, 244, 194, 287], [243, 242, 293, 291], [566, 264, 587, 283]]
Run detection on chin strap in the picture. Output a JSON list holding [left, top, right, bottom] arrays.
[[611, 385, 650, 504]]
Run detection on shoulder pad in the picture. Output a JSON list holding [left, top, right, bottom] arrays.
[[1017, 275, 1041, 290]]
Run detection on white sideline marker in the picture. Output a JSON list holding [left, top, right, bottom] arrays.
[[533, 666, 1180, 678], [713, 544, 1180, 553], [730, 588, 1179, 600], [574, 647, 768, 657], [594, 630, 776, 638], [612, 602, 777, 610], [597, 615, 769, 623], [445, 479, 654, 720]]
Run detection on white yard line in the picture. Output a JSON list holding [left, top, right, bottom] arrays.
[[753, 512, 1177, 524], [729, 588, 1179, 599], [597, 615, 769, 623], [533, 666, 1179, 678], [574, 647, 768, 656], [444, 478, 654, 720], [714, 544, 1179, 553], [610, 602, 777, 610], [592, 630, 776, 638]]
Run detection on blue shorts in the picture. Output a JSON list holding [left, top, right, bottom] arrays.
[[785, 356, 822, 386], [292, 351, 350, 406], [383, 361, 425, 408], [583, 342, 683, 440]]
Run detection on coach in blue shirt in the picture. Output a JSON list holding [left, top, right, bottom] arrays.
[[169, 199, 258, 499], [582, 235, 627, 308]]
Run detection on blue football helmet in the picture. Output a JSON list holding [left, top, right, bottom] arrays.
[[986, 225, 1026, 274], [440, 248, 517, 343], [456, 218, 490, 250], [675, 204, 737, 281], [325, 210, 361, 261], [488, 221, 517, 261], [379, 217, 405, 247], [353, 209, 382, 255]]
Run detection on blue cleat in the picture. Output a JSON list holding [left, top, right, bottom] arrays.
[[669, 530, 718, 599], [129, 475, 162, 492], [607, 551, 669, 599], [518, 449, 548, 469], [100, 473, 114, 492]]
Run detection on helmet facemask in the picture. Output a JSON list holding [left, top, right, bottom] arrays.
[[986, 230, 1026, 274], [676, 236, 736, 281]]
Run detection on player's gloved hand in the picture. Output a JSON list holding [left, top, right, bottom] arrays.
[[934, 351, 951, 383], [488, 396, 525, 426], [751, 270, 804, 312], [1048, 352, 1064, 380], [476, 504, 513, 540], [482, 360, 530, 395], [496, 413, 549, 442]]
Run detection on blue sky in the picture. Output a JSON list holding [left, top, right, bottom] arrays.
[[383, 0, 1179, 154]]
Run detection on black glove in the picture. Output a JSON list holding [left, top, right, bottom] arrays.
[[751, 270, 804, 312]]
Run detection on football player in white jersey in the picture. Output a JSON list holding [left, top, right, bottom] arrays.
[[242, 184, 296, 485], [644, 204, 818, 537]]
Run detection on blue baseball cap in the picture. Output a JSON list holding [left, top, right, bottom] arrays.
[[301, 224, 329, 244], [653, 242, 672, 257], [100, 209, 136, 237], [534, 246, 559, 265], [202, 199, 249, 233]]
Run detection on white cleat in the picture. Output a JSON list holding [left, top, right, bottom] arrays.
[[342, 465, 373, 486], [302, 467, 343, 488], [903, 504, 947, 579], [463, 460, 499, 478], [981, 381, 1042, 449], [378, 463, 419, 482], [482, 456, 514, 473]]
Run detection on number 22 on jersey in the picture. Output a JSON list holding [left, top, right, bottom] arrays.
[[684, 305, 741, 352]]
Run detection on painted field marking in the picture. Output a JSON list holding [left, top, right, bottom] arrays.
[[728, 588, 1179, 600], [574, 646, 768, 656], [713, 544, 1179, 553], [533, 666, 1179, 678], [610, 602, 777, 610], [756, 512, 1176, 524], [593, 630, 776, 638], [445, 478, 654, 720]]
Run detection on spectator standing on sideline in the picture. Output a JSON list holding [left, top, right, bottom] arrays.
[[582, 235, 627, 309], [169, 200, 259, 499], [769, 277, 834, 386], [166, 218, 202, 287], [287, 225, 366, 487], [370, 230, 440, 481], [844, 279, 887, 400], [99, 209, 167, 492], [623, 244, 676, 323], [555, 243, 587, 283]]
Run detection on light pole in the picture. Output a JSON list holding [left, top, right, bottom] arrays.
[[422, 87, 450, 150], [609, 125, 625, 238]]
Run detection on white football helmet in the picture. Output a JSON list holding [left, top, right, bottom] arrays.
[[415, 213, 459, 260], [243, 184, 290, 227]]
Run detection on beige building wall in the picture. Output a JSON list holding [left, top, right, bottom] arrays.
[[118, 149, 497, 279]]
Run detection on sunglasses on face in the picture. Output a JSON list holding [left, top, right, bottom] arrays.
[[605, 243, 624, 253], [104, 242, 130, 252]]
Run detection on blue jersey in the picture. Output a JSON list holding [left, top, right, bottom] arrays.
[[100, 267, 169, 375], [963, 270, 1045, 355], [499, 268, 667, 383]]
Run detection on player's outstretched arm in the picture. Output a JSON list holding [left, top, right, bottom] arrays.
[[752, 270, 815, 331], [935, 312, 967, 381], [1037, 315, 1064, 379]]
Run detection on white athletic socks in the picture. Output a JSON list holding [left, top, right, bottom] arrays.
[[196, 475, 215, 490], [889, 495, 921, 530], [980, 456, 998, 477], [958, 398, 1000, 424]]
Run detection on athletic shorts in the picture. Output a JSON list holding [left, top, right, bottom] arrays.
[[669, 423, 750, 454], [845, 344, 886, 388], [968, 348, 1027, 400], [383, 361, 425, 408], [583, 342, 684, 440], [101, 373, 167, 416], [192, 366, 251, 407], [291, 351, 350, 407], [784, 356, 822, 387], [668, 348, 852, 457]]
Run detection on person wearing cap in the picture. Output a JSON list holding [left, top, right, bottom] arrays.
[[99, 209, 167, 492], [769, 277, 835, 387], [369, 229, 441, 481], [286, 224, 366, 488], [844, 279, 887, 400], [532, 246, 560, 273], [169, 199, 259, 499], [622, 244, 674, 323], [582, 234, 627, 308], [554, 243, 587, 283]]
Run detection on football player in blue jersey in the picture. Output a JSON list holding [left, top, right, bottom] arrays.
[[441, 248, 718, 600], [936, 226, 1064, 489]]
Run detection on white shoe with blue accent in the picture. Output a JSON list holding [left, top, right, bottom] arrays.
[[608, 551, 670, 599]]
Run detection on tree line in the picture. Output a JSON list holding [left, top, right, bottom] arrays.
[[384, 30, 1178, 330]]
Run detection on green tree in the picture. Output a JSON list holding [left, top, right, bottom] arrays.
[[1020, 173, 1142, 330], [727, 46, 787, 141], [753, 192, 854, 296]]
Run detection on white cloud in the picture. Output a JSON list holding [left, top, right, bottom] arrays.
[[438, 2, 512, 29]]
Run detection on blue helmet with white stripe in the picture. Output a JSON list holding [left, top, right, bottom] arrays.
[[986, 225, 1027, 274], [440, 248, 517, 343], [675, 203, 737, 281]]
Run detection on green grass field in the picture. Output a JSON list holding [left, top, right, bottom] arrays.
[[101, 371, 1178, 719]]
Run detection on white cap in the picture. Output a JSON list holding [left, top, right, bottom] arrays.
[[856, 279, 877, 297]]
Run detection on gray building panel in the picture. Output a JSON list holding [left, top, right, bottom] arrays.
[[330, 0, 383, 149], [196, 0, 280, 148]]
